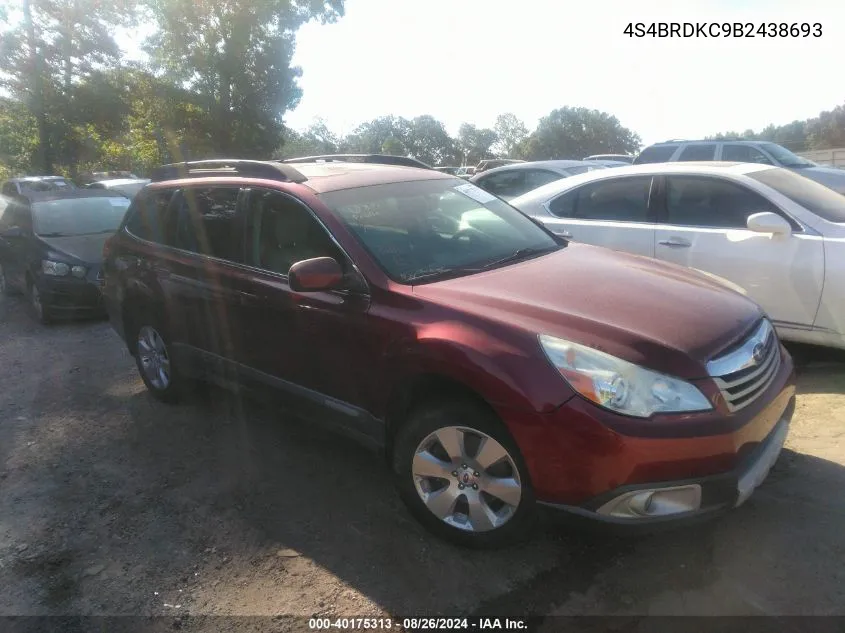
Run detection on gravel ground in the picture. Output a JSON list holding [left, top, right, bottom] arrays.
[[1, 292, 844, 629]]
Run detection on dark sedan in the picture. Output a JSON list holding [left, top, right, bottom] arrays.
[[0, 190, 131, 323]]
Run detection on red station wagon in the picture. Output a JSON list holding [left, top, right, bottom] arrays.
[[102, 156, 796, 547]]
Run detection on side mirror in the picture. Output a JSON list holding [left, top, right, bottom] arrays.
[[288, 257, 344, 292], [747, 212, 792, 236], [1, 226, 24, 238]]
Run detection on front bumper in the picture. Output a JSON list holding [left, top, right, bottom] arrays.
[[497, 345, 796, 526], [38, 273, 106, 317], [539, 397, 793, 526]]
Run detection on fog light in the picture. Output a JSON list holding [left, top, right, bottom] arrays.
[[597, 484, 702, 519]]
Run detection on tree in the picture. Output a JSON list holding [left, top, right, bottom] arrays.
[[805, 106, 845, 150], [277, 118, 342, 158], [522, 107, 641, 160], [457, 123, 497, 165], [1, 0, 136, 173], [143, 0, 344, 157], [493, 113, 528, 158]]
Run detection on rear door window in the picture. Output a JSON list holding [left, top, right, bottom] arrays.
[[549, 177, 654, 222], [475, 170, 526, 198], [677, 144, 717, 161], [174, 187, 243, 262], [634, 145, 677, 164], [125, 188, 176, 244], [523, 169, 563, 191]]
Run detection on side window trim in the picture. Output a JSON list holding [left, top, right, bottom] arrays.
[[242, 187, 370, 295], [654, 175, 804, 231]]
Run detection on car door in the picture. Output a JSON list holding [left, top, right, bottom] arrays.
[[541, 175, 657, 257], [239, 188, 376, 436], [653, 174, 825, 330], [0, 202, 34, 290], [166, 185, 251, 376]]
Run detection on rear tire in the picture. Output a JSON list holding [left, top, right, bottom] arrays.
[[392, 398, 536, 548], [131, 317, 185, 403]]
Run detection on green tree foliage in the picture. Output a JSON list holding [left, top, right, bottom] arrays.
[[143, 0, 344, 157], [0, 0, 137, 173], [457, 123, 498, 165], [493, 113, 528, 158], [522, 107, 641, 160], [277, 118, 343, 158]]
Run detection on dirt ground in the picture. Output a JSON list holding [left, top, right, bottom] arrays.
[[1, 292, 844, 628]]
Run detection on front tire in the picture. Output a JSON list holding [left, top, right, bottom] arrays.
[[392, 399, 536, 548], [132, 320, 184, 403], [27, 281, 52, 324], [0, 263, 15, 296]]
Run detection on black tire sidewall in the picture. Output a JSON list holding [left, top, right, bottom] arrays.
[[27, 280, 51, 324], [392, 399, 537, 549], [131, 317, 183, 403]]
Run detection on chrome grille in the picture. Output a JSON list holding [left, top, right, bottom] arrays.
[[706, 320, 781, 412]]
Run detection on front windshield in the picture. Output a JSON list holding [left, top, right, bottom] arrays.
[[750, 168, 845, 223], [33, 196, 131, 236], [320, 179, 561, 284], [759, 143, 816, 168]]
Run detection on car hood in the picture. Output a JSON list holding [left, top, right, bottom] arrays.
[[792, 166, 845, 193], [37, 234, 109, 265], [413, 243, 764, 379]]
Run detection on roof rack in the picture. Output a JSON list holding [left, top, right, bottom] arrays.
[[660, 137, 747, 144], [281, 154, 433, 170], [149, 159, 307, 183]]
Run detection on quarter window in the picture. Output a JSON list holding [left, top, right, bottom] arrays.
[[665, 176, 781, 228], [174, 187, 242, 261], [677, 144, 717, 161], [548, 177, 653, 222]]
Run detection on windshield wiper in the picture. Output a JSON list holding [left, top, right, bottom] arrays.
[[37, 232, 69, 237], [479, 246, 557, 270], [405, 267, 478, 284]]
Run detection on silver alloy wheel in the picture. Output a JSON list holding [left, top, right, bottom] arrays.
[[412, 425, 522, 532], [137, 325, 172, 390], [30, 284, 43, 318]]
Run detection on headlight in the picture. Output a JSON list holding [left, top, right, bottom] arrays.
[[539, 334, 713, 418], [71, 265, 87, 278], [42, 260, 70, 276]]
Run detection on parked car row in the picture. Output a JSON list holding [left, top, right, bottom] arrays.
[[0, 154, 799, 549]]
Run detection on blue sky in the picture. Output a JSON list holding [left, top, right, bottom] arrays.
[[283, 0, 844, 145]]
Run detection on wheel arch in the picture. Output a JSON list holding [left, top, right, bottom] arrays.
[[383, 372, 504, 462]]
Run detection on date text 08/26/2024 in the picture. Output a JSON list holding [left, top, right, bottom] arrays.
[[308, 618, 530, 631], [624, 22, 822, 38]]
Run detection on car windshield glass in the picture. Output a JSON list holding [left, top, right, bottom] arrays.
[[749, 168, 845, 223], [759, 143, 816, 168], [32, 196, 131, 236], [320, 178, 562, 284]]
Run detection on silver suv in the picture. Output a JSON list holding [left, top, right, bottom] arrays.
[[633, 139, 845, 194]]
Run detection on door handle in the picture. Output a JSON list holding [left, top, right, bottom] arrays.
[[658, 237, 691, 248]]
